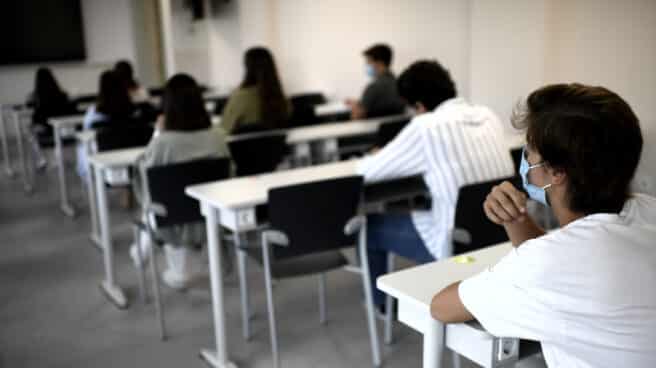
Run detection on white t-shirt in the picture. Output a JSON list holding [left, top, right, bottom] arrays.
[[459, 194, 656, 368]]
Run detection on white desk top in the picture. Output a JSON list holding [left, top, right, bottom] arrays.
[[88, 147, 145, 170], [377, 242, 513, 312], [75, 130, 96, 143], [49, 114, 85, 128], [286, 114, 409, 144], [314, 101, 349, 116], [186, 159, 359, 211]]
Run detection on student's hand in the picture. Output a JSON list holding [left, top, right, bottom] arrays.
[[345, 98, 357, 107], [155, 115, 165, 130], [351, 103, 366, 119], [484, 181, 528, 225]]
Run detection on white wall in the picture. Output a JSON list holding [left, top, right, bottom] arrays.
[[0, 0, 142, 104], [272, 0, 471, 100]]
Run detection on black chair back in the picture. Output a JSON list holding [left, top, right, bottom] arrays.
[[289, 93, 327, 127], [376, 117, 411, 147], [510, 147, 523, 174], [146, 158, 231, 228], [208, 96, 228, 115], [268, 176, 363, 259], [228, 131, 288, 176], [95, 122, 154, 152], [453, 176, 521, 254]]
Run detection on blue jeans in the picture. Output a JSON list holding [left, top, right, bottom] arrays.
[[367, 213, 435, 306]]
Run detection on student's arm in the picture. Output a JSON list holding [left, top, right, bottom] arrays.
[[430, 281, 473, 323], [483, 181, 545, 247], [356, 118, 426, 182]]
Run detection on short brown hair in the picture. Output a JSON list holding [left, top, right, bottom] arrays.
[[512, 83, 642, 214]]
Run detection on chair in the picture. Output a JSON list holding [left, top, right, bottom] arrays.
[[228, 130, 288, 177], [452, 176, 521, 254], [288, 92, 326, 127], [253, 176, 382, 368], [132, 157, 231, 340], [376, 117, 410, 147], [95, 123, 154, 152], [208, 96, 228, 115]]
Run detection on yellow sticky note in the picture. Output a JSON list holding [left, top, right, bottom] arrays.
[[453, 255, 475, 264]]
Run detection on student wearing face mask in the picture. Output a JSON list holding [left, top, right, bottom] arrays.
[[346, 43, 406, 119], [357, 60, 514, 315], [431, 83, 656, 368]]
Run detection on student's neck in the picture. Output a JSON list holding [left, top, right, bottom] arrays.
[[551, 201, 585, 227]]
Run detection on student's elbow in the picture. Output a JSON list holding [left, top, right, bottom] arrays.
[[430, 282, 473, 323]]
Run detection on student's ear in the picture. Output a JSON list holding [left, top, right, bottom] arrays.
[[549, 166, 567, 186], [415, 102, 427, 114]]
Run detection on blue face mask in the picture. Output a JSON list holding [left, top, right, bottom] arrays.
[[365, 64, 376, 78], [519, 147, 552, 206]]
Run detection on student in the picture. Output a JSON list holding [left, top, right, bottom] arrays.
[[131, 73, 231, 290], [76, 70, 136, 177], [26, 67, 75, 169], [114, 60, 150, 103], [346, 44, 405, 119], [357, 60, 514, 312], [221, 47, 291, 134], [431, 84, 656, 367]]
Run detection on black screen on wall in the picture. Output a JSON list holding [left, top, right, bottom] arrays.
[[0, 0, 86, 65]]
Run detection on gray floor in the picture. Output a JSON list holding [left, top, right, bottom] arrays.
[[0, 150, 476, 368]]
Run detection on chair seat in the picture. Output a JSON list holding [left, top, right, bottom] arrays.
[[247, 249, 348, 279]]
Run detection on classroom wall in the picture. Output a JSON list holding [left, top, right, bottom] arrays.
[[271, 0, 472, 100]]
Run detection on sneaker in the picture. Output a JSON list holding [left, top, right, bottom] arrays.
[[162, 268, 191, 290]]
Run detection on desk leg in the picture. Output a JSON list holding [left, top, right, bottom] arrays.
[[423, 319, 445, 368], [95, 166, 127, 309], [0, 109, 15, 178], [12, 112, 33, 194], [54, 126, 76, 217], [200, 205, 237, 368], [292, 142, 311, 167], [85, 143, 101, 249]]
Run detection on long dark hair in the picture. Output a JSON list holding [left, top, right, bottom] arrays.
[[33, 67, 68, 106], [241, 47, 289, 127], [162, 73, 211, 131], [114, 60, 139, 90], [96, 70, 134, 119]]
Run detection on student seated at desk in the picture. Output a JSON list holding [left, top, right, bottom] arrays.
[[26, 67, 76, 169], [114, 59, 150, 103], [346, 43, 406, 119], [357, 60, 514, 313], [431, 84, 656, 368], [221, 47, 291, 134], [76, 70, 142, 179], [131, 73, 231, 290]]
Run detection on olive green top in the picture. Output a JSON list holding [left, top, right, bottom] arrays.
[[221, 86, 292, 134], [221, 86, 262, 134]]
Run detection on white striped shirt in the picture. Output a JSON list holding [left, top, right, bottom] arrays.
[[357, 98, 515, 259]]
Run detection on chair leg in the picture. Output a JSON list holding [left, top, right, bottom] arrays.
[[452, 350, 462, 368], [262, 243, 280, 368], [358, 222, 382, 367], [133, 225, 148, 304], [235, 233, 252, 341], [148, 241, 167, 341], [384, 253, 395, 345], [318, 273, 327, 325]]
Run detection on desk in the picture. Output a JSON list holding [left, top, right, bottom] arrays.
[[49, 114, 85, 217], [185, 160, 429, 368], [88, 147, 145, 308], [377, 243, 520, 368]]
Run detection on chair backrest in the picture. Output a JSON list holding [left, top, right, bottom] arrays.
[[228, 131, 288, 176], [510, 147, 523, 174], [95, 122, 154, 152], [146, 157, 231, 228], [210, 96, 228, 115], [453, 176, 521, 254], [376, 117, 411, 147], [289, 92, 327, 127], [268, 176, 363, 260]]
